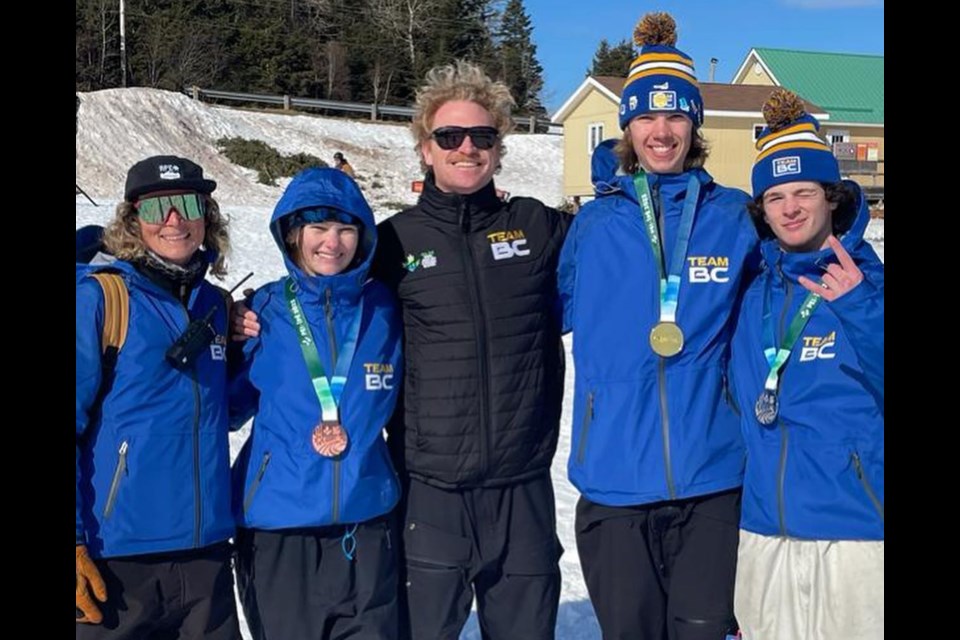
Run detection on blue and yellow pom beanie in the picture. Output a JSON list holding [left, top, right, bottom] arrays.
[[619, 12, 703, 130], [752, 88, 840, 199]]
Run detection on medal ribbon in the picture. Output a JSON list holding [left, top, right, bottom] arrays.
[[285, 278, 363, 422], [760, 277, 822, 392], [632, 171, 701, 323]]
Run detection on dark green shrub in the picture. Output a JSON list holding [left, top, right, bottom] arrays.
[[217, 137, 328, 185]]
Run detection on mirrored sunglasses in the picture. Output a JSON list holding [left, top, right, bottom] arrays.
[[430, 126, 500, 151], [135, 193, 206, 224]]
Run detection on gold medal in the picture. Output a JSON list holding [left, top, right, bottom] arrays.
[[312, 421, 348, 457], [649, 321, 684, 357]]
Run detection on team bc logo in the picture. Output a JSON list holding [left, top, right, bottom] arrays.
[[210, 334, 227, 361], [773, 156, 801, 177], [687, 256, 730, 283], [364, 362, 395, 390], [488, 229, 530, 261], [799, 331, 837, 362]]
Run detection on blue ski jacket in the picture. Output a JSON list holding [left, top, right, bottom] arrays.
[[230, 168, 403, 528], [729, 182, 884, 540], [558, 169, 760, 506], [76, 251, 235, 558]]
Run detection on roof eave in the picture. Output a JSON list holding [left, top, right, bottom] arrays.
[[552, 76, 620, 124], [821, 120, 884, 128], [704, 110, 830, 120], [733, 48, 782, 85]]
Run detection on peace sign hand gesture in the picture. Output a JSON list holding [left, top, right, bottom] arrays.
[[798, 235, 864, 301]]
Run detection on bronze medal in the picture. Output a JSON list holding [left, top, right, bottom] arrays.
[[312, 421, 348, 457], [649, 321, 684, 357]]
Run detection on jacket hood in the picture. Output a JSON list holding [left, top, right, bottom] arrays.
[[591, 139, 621, 196], [269, 167, 376, 303]]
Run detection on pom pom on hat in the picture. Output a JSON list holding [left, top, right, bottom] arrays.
[[751, 88, 840, 198], [619, 12, 703, 130], [761, 88, 806, 133], [634, 12, 677, 47]]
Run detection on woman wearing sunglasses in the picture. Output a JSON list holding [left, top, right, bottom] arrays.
[[76, 156, 241, 639], [229, 167, 403, 640]]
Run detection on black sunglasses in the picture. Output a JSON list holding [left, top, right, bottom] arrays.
[[430, 126, 500, 151]]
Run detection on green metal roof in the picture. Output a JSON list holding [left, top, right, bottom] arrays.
[[753, 48, 883, 125]]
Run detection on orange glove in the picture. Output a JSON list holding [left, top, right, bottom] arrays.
[[76, 545, 107, 624]]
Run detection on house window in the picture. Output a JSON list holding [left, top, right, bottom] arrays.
[[826, 129, 850, 145], [588, 123, 604, 154]]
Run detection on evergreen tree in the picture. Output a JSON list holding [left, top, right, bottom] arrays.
[[589, 37, 634, 77], [495, 0, 544, 117], [450, 0, 501, 72], [75, 0, 557, 113]]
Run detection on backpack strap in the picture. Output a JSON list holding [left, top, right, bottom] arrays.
[[90, 273, 129, 360]]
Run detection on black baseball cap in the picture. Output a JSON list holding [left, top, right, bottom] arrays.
[[124, 155, 217, 202]]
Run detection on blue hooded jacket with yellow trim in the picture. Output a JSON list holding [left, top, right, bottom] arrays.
[[76, 253, 235, 558], [230, 168, 403, 528], [729, 181, 884, 540], [558, 168, 760, 506]]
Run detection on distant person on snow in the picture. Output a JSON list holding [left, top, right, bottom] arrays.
[[76, 156, 241, 638], [333, 151, 356, 178], [729, 88, 884, 640], [228, 167, 404, 639]]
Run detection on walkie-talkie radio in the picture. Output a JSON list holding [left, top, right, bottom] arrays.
[[166, 272, 253, 370]]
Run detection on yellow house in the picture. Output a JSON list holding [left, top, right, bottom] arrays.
[[553, 75, 826, 199], [732, 48, 884, 200]]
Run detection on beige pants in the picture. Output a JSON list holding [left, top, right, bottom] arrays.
[[735, 530, 883, 640]]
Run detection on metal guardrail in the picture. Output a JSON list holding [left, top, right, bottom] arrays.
[[195, 89, 285, 106], [186, 86, 557, 133]]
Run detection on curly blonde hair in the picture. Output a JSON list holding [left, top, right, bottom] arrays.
[[102, 196, 230, 279], [411, 60, 516, 173]]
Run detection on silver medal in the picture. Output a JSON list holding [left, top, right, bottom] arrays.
[[754, 390, 779, 426]]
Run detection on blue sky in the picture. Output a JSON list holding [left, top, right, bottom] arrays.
[[525, 0, 884, 114]]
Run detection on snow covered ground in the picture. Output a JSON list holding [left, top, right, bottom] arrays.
[[76, 88, 883, 639]]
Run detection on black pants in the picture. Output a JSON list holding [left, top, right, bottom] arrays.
[[75, 542, 240, 640], [235, 515, 398, 640], [576, 489, 741, 640], [398, 473, 562, 640]]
